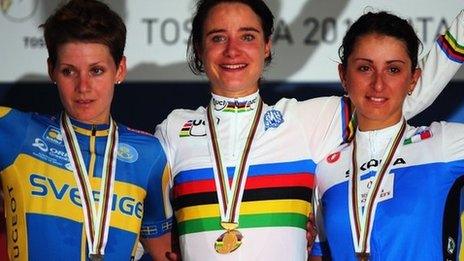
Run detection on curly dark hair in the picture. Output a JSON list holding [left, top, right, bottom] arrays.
[[339, 11, 421, 71]]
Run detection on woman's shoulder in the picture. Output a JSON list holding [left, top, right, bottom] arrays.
[[165, 106, 207, 120]]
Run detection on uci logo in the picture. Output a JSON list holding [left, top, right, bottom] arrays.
[[1, 0, 38, 22]]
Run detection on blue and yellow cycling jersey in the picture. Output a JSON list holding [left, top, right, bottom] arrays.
[[0, 107, 172, 260]]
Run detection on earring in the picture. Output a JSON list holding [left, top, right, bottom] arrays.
[[116, 81, 121, 85], [53, 82, 57, 85], [407, 90, 413, 96]]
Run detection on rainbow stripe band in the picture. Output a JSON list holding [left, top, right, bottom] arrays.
[[173, 186, 312, 211], [179, 120, 193, 137], [341, 96, 356, 143], [222, 100, 254, 113], [437, 32, 464, 63], [173, 173, 313, 198], [178, 212, 308, 235], [172, 159, 315, 236]]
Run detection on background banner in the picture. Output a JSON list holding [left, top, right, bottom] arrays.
[[0, 0, 463, 132]]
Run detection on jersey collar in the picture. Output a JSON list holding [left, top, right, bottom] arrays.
[[211, 91, 260, 113], [65, 115, 111, 137]]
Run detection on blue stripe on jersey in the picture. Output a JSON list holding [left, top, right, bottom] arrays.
[[175, 159, 316, 184], [26, 213, 138, 261], [321, 159, 464, 259], [27, 214, 83, 260], [0, 108, 31, 170]]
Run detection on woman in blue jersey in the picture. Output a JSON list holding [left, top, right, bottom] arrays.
[[154, 0, 463, 260], [0, 1, 171, 260], [312, 11, 464, 260]]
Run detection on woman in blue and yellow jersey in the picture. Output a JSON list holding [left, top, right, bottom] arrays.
[[153, 0, 463, 260], [0, 1, 172, 260]]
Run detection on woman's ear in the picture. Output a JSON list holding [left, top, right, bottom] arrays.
[[47, 58, 55, 82], [408, 67, 422, 94], [115, 56, 127, 83], [264, 39, 272, 59], [338, 63, 347, 91]]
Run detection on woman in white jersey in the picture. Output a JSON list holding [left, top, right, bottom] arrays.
[[151, 0, 463, 260], [312, 11, 464, 260]]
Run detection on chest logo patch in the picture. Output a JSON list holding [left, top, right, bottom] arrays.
[[43, 126, 64, 146], [263, 109, 284, 130], [118, 143, 139, 163]]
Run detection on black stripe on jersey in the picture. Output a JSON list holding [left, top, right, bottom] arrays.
[[441, 35, 464, 60], [172, 186, 312, 211], [442, 175, 464, 260]]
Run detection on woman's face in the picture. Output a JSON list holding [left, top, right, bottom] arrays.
[[48, 42, 126, 124], [339, 33, 421, 131], [200, 2, 271, 97]]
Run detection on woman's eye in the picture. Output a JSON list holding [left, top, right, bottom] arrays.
[[61, 68, 73, 76], [211, 35, 226, 43], [389, 67, 400, 74], [91, 67, 104, 75], [242, 34, 255, 41], [358, 65, 370, 72]]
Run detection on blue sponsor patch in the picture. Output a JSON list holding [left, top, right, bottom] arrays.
[[263, 108, 284, 130], [118, 143, 139, 163]]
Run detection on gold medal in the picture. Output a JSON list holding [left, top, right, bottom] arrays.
[[214, 229, 243, 254], [207, 98, 263, 255]]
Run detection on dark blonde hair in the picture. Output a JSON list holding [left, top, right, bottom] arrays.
[[41, 0, 126, 67]]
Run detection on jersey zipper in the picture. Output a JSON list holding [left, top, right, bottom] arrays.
[[88, 125, 97, 178]]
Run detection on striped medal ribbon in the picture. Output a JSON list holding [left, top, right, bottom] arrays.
[[206, 97, 263, 254], [60, 113, 119, 260], [348, 120, 406, 259]]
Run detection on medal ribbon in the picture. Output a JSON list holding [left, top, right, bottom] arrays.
[[348, 120, 406, 257], [207, 98, 263, 227], [60, 113, 118, 258]]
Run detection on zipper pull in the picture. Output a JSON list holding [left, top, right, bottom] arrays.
[[91, 125, 97, 136]]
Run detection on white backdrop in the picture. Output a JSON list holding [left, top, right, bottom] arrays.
[[0, 0, 463, 82]]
